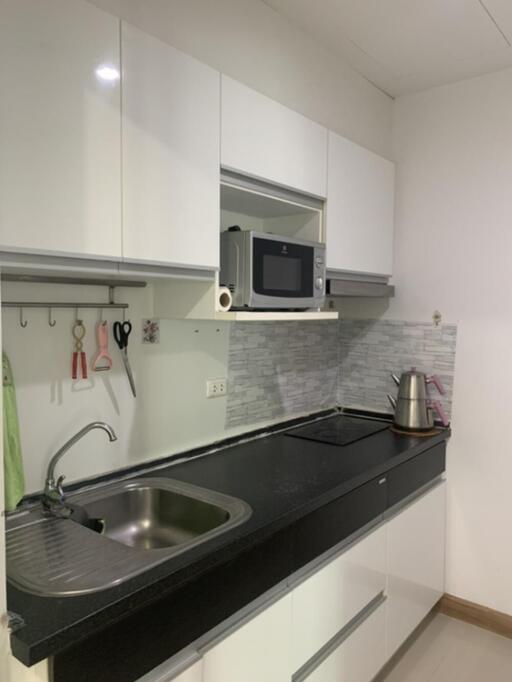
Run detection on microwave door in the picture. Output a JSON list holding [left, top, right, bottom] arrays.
[[251, 237, 314, 308]]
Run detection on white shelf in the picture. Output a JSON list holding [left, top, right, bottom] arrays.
[[214, 310, 338, 321]]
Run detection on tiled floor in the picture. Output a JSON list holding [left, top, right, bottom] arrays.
[[378, 614, 512, 681]]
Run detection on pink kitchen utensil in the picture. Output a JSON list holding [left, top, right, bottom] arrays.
[[91, 321, 113, 372]]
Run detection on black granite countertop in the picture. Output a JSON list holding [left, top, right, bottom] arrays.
[[7, 411, 450, 673]]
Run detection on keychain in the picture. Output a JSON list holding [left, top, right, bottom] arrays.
[[72, 320, 87, 380]]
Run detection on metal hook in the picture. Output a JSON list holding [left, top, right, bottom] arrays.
[[48, 307, 56, 327], [19, 308, 28, 328], [122, 308, 126, 322]]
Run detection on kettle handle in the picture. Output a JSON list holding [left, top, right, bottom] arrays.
[[432, 400, 450, 427], [387, 394, 397, 410], [427, 374, 445, 395], [391, 373, 401, 387]]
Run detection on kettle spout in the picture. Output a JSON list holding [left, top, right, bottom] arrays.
[[391, 373, 400, 387], [387, 394, 397, 410]]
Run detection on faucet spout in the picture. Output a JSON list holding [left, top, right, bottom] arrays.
[[43, 422, 117, 512]]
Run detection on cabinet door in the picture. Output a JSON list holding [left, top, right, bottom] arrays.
[[303, 601, 386, 682], [386, 481, 446, 657], [221, 76, 328, 198], [326, 132, 394, 276], [169, 661, 202, 682], [0, 0, 122, 259], [292, 524, 386, 672], [122, 24, 220, 270], [202, 594, 292, 682]]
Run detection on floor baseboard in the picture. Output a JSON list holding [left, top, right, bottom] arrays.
[[437, 593, 512, 640]]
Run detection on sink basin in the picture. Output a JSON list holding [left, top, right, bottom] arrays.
[[6, 478, 251, 596], [81, 482, 234, 550]]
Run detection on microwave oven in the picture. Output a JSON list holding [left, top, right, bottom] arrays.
[[220, 229, 326, 310]]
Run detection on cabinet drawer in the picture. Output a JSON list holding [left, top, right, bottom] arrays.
[[202, 594, 292, 682], [386, 481, 446, 657], [387, 442, 446, 509], [302, 600, 386, 682], [292, 476, 387, 572], [292, 524, 386, 672]]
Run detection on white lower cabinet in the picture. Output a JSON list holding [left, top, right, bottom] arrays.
[[386, 481, 446, 657], [292, 524, 386, 671], [170, 661, 202, 682], [302, 602, 387, 682], [161, 480, 445, 682], [202, 594, 292, 682]]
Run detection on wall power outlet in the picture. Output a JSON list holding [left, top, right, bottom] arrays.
[[206, 378, 227, 398]]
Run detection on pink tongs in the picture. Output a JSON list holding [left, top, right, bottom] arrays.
[[92, 321, 113, 372]]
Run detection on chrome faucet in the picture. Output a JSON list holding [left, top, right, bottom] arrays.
[[43, 422, 117, 515]]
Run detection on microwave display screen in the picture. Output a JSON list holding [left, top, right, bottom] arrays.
[[263, 255, 301, 291]]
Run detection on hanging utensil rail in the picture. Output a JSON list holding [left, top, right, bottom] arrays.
[[2, 301, 128, 309], [0, 275, 147, 325]]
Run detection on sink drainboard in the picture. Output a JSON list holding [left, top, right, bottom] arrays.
[[6, 478, 251, 596]]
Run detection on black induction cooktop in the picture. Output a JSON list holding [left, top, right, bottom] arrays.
[[287, 415, 389, 446]]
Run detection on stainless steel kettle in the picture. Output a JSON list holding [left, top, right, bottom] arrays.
[[387, 368, 449, 431]]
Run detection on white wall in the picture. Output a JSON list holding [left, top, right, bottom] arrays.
[[2, 281, 336, 496], [1, 282, 237, 494], [88, 0, 393, 158], [390, 67, 512, 615]]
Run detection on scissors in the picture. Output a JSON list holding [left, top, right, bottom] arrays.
[[113, 321, 136, 397]]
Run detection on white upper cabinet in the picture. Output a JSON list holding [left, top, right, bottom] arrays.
[[221, 76, 328, 199], [0, 0, 122, 259], [326, 133, 395, 276], [122, 24, 220, 270]]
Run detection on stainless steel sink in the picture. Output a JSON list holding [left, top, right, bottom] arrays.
[[6, 478, 251, 596], [81, 481, 239, 550]]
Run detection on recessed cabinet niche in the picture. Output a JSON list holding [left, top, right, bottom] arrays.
[[220, 176, 324, 244]]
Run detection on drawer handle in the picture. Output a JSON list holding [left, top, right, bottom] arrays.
[[378, 477, 387, 485]]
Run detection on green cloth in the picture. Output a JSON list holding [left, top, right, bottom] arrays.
[[3, 353, 25, 511]]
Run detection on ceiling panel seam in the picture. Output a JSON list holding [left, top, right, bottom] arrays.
[[478, 0, 512, 46]]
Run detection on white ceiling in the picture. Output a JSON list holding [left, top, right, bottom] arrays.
[[262, 0, 512, 97]]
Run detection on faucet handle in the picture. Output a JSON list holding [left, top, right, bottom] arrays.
[[56, 475, 66, 501]]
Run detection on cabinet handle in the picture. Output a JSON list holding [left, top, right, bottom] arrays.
[[378, 477, 387, 485]]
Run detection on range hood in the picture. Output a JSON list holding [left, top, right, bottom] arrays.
[[327, 276, 395, 298]]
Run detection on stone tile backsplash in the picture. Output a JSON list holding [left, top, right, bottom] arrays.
[[337, 320, 457, 417], [225, 319, 457, 429], [226, 321, 339, 428]]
